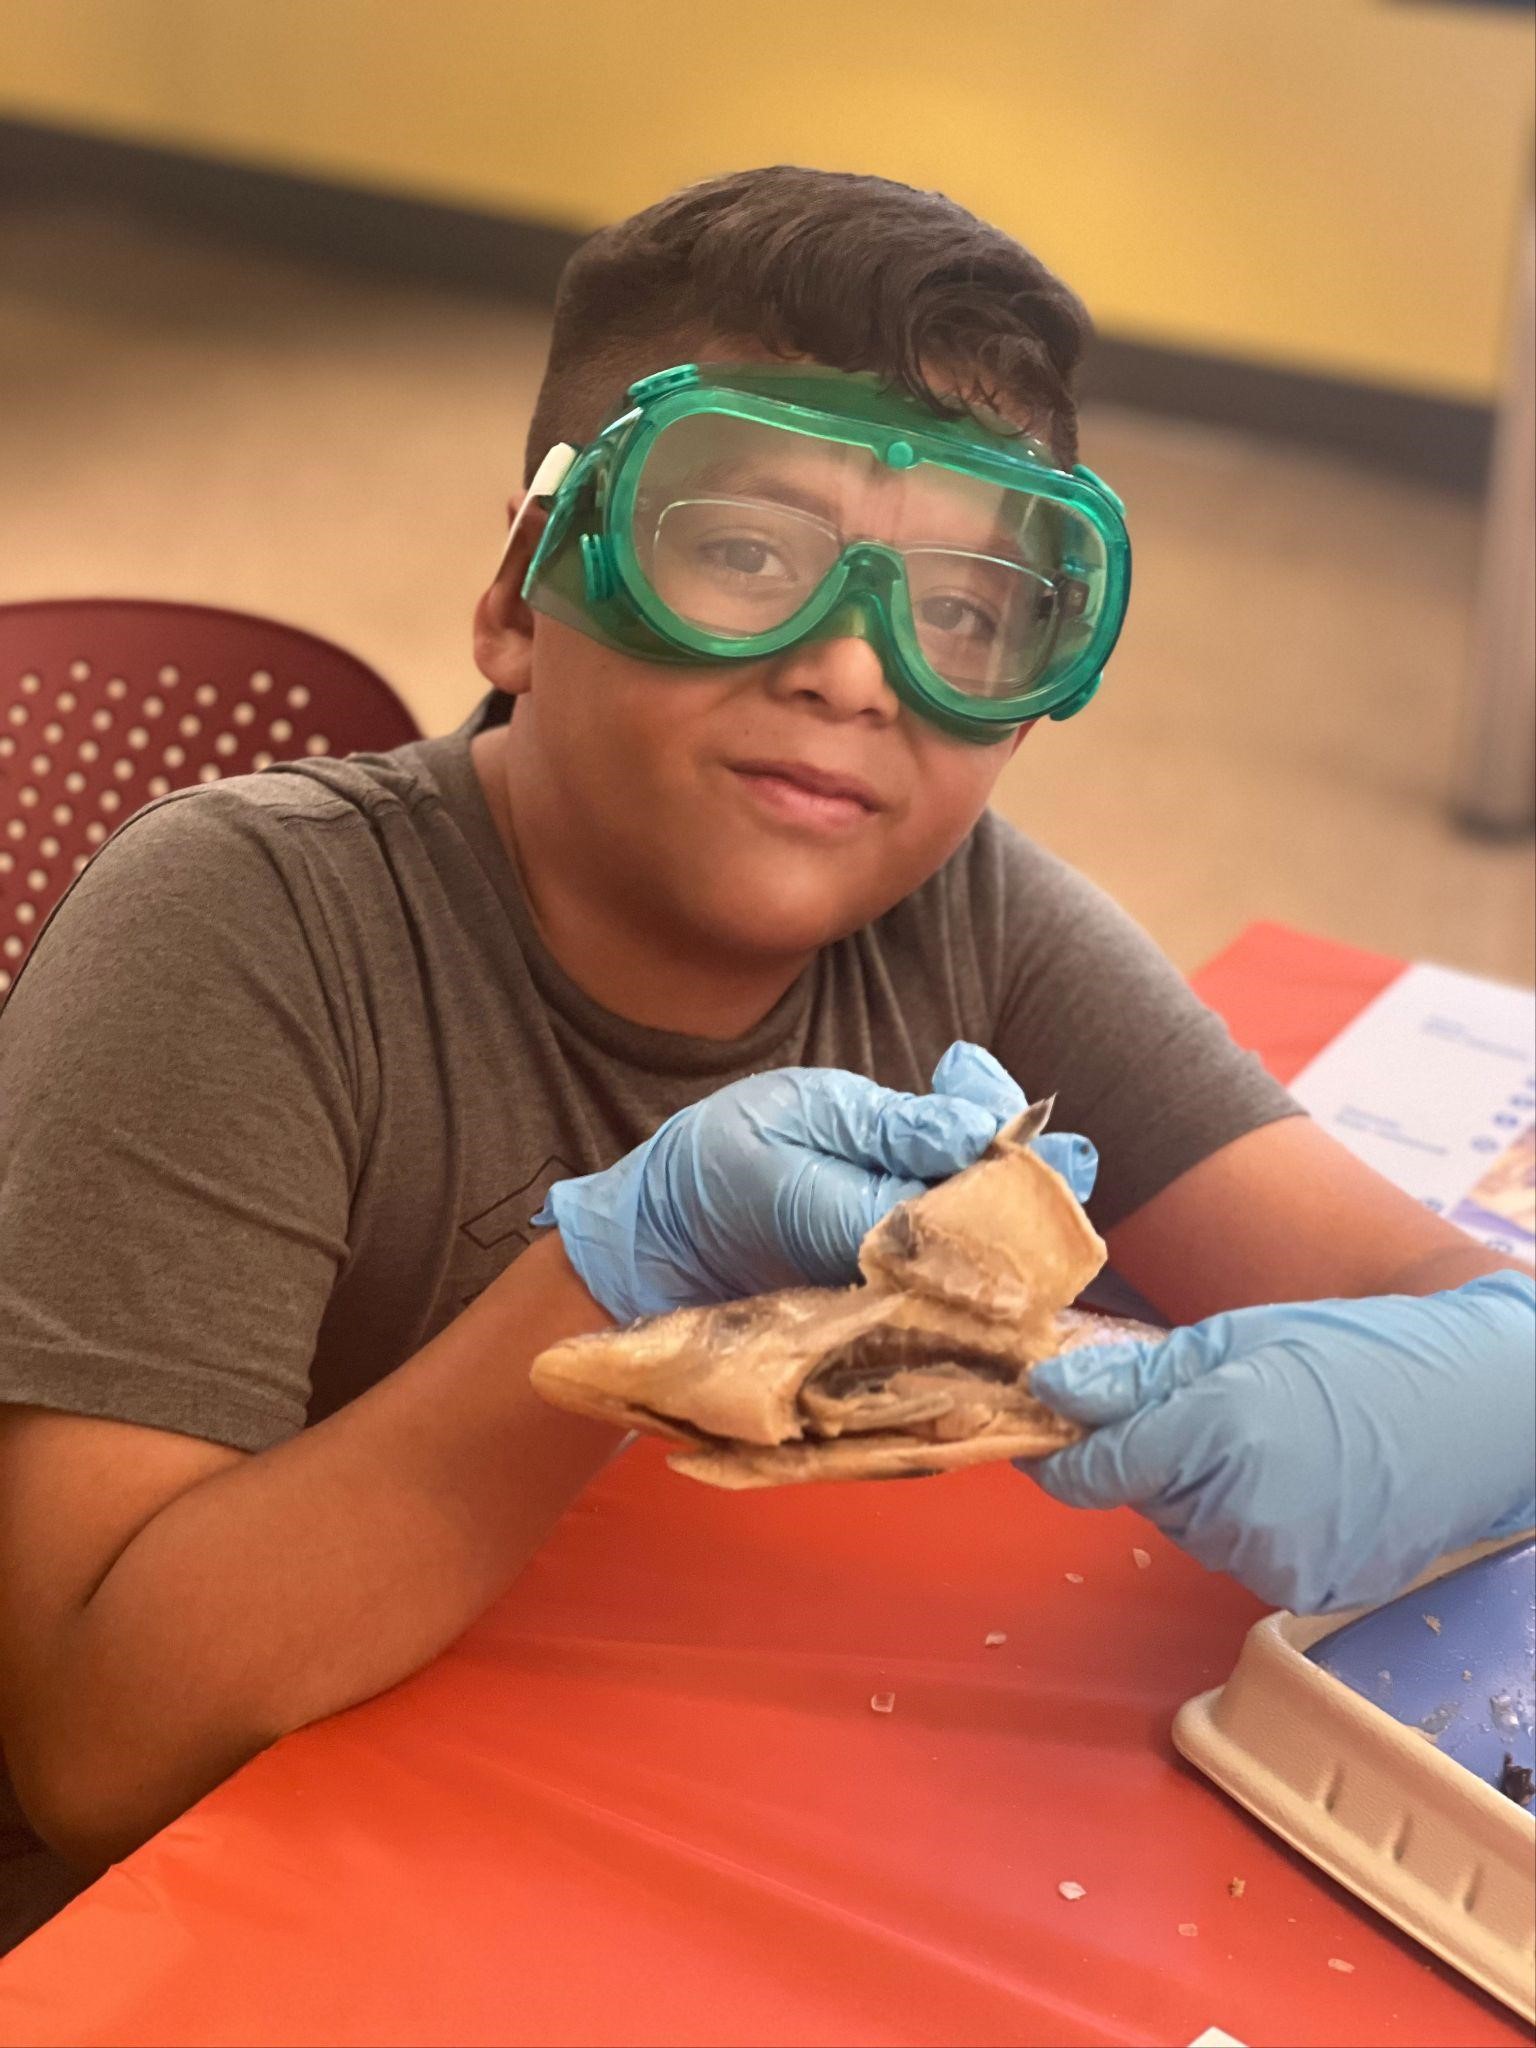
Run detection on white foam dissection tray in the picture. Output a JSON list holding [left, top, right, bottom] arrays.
[[1175, 1572, 1536, 2023]]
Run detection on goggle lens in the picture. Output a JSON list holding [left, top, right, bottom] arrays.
[[632, 413, 1105, 702]]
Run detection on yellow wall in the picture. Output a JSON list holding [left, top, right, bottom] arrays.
[[3, 0, 1531, 400]]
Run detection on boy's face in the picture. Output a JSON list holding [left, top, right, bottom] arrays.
[[473, 353, 1036, 962]]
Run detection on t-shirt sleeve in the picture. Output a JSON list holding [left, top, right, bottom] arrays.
[[0, 790, 359, 1452], [971, 815, 1303, 1230]]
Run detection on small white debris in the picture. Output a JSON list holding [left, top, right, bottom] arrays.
[[870, 1692, 896, 1714], [984, 1631, 1008, 1647], [1187, 2029, 1248, 2048], [1178, 1921, 1199, 1937], [1064, 1571, 1085, 1584], [1057, 1880, 1087, 1901], [1423, 1614, 1442, 1634], [1131, 1546, 1152, 1569], [1227, 1876, 1246, 1899], [1327, 1957, 1355, 1974]]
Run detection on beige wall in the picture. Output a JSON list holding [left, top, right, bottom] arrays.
[[3, 0, 1532, 400]]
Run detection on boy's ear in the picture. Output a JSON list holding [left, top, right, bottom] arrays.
[[472, 493, 546, 698]]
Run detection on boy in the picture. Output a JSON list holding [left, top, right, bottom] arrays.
[[0, 166, 1529, 1951]]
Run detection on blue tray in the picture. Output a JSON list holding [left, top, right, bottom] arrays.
[[1307, 1538, 1535, 1805]]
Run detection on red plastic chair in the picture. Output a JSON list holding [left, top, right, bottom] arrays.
[[0, 599, 421, 997]]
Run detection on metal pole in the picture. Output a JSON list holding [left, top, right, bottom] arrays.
[[1453, 168, 1535, 836]]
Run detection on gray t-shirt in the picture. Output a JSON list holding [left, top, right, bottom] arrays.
[[0, 690, 1301, 1946], [0, 693, 1296, 1455]]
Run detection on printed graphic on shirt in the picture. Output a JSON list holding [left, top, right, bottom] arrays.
[[453, 1153, 578, 1310], [461, 1154, 579, 1251]]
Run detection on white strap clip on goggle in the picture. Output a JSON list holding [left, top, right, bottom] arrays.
[[493, 442, 578, 580]]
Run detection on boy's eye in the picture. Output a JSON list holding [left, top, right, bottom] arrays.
[[918, 593, 1000, 643], [698, 535, 786, 579]]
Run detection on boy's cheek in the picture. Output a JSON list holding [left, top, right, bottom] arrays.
[[904, 724, 1030, 831], [530, 628, 1022, 892], [691, 802, 981, 949]]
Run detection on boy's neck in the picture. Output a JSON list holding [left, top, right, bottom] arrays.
[[471, 724, 810, 1040]]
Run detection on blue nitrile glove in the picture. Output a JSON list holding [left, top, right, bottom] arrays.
[[1018, 1269, 1536, 1614], [534, 1041, 1098, 1326]]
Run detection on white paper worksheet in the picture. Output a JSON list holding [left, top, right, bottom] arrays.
[[1289, 961, 1536, 1260]]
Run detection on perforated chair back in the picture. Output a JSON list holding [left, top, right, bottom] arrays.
[[0, 598, 420, 997]]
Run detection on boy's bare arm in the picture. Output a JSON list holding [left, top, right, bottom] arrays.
[[1107, 1114, 1531, 1326], [0, 1234, 619, 1876]]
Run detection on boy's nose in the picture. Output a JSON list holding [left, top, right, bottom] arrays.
[[760, 635, 901, 724]]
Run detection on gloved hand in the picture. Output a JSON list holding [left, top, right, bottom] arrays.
[[1018, 1268, 1536, 1613], [535, 1041, 1097, 1326]]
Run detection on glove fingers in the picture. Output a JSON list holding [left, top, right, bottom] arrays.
[[1028, 1341, 1159, 1427], [928, 1044, 1097, 1201], [764, 1055, 1091, 1193], [1029, 1318, 1237, 1427], [775, 1158, 928, 1284], [783, 1073, 998, 1180], [1030, 1132, 1099, 1203], [873, 1092, 1006, 1179], [1017, 1416, 1159, 1511], [929, 1041, 1028, 1120]]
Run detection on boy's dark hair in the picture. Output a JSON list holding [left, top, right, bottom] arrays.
[[524, 166, 1093, 483]]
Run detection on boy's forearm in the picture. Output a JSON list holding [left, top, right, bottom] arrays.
[[14, 1234, 619, 1873], [1384, 1240, 1534, 1298]]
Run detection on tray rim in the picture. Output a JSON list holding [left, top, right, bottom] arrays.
[[1173, 1537, 1536, 2025]]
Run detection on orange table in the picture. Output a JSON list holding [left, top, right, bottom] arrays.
[[0, 923, 1523, 2048]]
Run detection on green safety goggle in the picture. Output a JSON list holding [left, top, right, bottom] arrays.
[[510, 362, 1131, 744]]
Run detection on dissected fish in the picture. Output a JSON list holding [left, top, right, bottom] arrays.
[[532, 1103, 1160, 1489]]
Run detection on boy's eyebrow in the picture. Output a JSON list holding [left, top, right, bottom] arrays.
[[693, 462, 840, 522]]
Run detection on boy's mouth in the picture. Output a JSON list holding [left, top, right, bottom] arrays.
[[726, 758, 884, 833]]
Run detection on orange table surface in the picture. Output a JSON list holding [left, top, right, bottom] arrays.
[[1, 922, 1523, 2048]]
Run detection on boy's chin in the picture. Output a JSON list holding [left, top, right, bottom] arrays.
[[682, 863, 889, 961]]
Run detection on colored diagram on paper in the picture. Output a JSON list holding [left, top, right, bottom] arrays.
[[1291, 962, 1536, 1259], [1450, 1122, 1535, 1255]]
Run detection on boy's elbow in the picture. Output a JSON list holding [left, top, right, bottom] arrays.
[[6, 1743, 139, 1878], [5, 1706, 275, 1880], [6, 1724, 171, 1876]]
